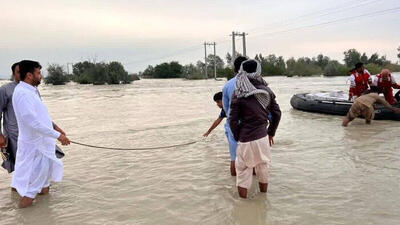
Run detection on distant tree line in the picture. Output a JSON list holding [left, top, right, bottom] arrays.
[[45, 61, 138, 85], [140, 54, 233, 80], [139, 48, 400, 79]]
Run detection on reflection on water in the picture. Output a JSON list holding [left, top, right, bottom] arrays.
[[0, 75, 399, 225]]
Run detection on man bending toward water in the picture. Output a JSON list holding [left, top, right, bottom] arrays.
[[12, 60, 70, 208], [203, 92, 226, 137], [342, 93, 400, 126]]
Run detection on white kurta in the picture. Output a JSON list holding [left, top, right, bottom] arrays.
[[11, 81, 62, 198]]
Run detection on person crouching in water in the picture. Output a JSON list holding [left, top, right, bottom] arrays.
[[342, 92, 400, 126], [229, 59, 281, 198]]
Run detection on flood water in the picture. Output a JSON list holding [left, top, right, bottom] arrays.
[[0, 74, 399, 225]]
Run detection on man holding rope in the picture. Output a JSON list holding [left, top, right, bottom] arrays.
[[12, 60, 70, 208]]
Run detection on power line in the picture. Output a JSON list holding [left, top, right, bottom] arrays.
[[124, 0, 377, 67], [249, 6, 400, 39], [123, 3, 398, 70], [248, 0, 382, 35]]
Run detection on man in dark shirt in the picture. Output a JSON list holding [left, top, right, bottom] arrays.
[[203, 92, 226, 137], [229, 59, 281, 198]]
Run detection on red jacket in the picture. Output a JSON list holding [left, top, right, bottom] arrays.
[[373, 73, 400, 104], [349, 70, 371, 98]]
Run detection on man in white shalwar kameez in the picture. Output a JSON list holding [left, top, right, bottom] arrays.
[[11, 60, 70, 208]]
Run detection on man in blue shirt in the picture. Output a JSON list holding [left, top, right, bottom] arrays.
[[222, 56, 247, 176]]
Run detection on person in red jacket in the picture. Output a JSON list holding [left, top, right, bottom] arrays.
[[371, 69, 400, 105], [348, 62, 372, 101]]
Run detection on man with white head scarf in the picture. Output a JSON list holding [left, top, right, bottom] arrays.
[[229, 59, 281, 198]]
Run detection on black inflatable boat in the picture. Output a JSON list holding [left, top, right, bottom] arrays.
[[290, 93, 400, 121]]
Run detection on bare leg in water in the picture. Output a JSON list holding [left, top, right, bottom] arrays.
[[230, 161, 236, 176], [238, 183, 268, 199], [259, 183, 268, 193], [19, 197, 34, 208], [238, 186, 247, 198], [39, 186, 49, 195]]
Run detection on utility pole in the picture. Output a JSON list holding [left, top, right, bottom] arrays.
[[242, 32, 247, 57], [230, 31, 248, 63], [231, 31, 236, 63], [204, 42, 208, 79], [213, 42, 217, 79], [204, 42, 217, 79]]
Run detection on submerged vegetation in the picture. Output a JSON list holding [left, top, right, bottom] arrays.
[[45, 61, 134, 85], [139, 48, 400, 79], [44, 47, 400, 84]]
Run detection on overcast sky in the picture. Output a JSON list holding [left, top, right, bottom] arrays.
[[0, 0, 399, 77]]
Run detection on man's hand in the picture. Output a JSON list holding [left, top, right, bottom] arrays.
[[54, 125, 66, 135], [268, 136, 274, 146], [203, 131, 210, 137], [0, 134, 6, 147], [57, 134, 70, 146]]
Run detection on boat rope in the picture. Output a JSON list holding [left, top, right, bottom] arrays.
[[70, 140, 199, 151]]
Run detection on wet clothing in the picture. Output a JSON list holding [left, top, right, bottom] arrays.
[[349, 69, 371, 99], [236, 136, 270, 189], [347, 93, 392, 122], [229, 82, 281, 143], [371, 73, 400, 104], [222, 76, 238, 161], [0, 81, 18, 172], [11, 82, 62, 198], [229, 60, 281, 189]]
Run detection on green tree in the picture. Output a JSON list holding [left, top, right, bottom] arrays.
[[323, 60, 349, 76], [107, 61, 130, 84], [259, 54, 286, 76], [142, 65, 155, 78], [45, 64, 69, 85], [205, 54, 225, 78], [153, 61, 183, 78], [286, 57, 322, 76], [86, 63, 108, 85], [360, 53, 368, 64], [73, 61, 95, 82], [183, 63, 205, 79], [365, 63, 381, 75], [343, 49, 361, 67], [315, 54, 330, 69], [226, 52, 232, 65]]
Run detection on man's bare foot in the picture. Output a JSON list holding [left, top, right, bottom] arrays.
[[342, 117, 350, 127], [19, 196, 34, 208], [238, 186, 247, 198], [230, 161, 236, 176], [259, 183, 268, 193], [39, 187, 49, 195]]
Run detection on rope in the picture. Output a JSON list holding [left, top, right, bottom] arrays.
[[70, 140, 199, 151]]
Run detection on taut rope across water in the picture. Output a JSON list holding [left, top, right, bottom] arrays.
[[70, 140, 199, 151]]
